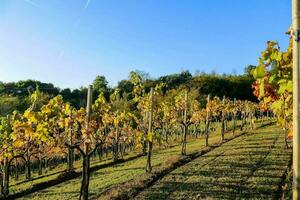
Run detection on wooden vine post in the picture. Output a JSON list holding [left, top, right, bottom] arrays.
[[2, 115, 10, 197], [205, 94, 210, 147], [233, 98, 237, 135], [3, 155, 9, 197], [81, 85, 93, 200], [146, 87, 154, 172], [67, 113, 74, 171], [221, 96, 225, 142], [142, 111, 149, 155], [38, 144, 43, 175], [293, 0, 300, 198], [246, 102, 249, 130], [181, 89, 188, 155]]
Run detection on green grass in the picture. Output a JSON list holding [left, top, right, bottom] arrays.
[[134, 125, 292, 199], [9, 149, 139, 194], [10, 119, 246, 196], [9, 120, 219, 193], [10, 131, 186, 194], [18, 122, 247, 200]]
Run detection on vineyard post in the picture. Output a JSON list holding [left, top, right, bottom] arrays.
[[25, 149, 31, 180], [205, 94, 210, 147], [142, 112, 148, 155], [233, 98, 236, 135], [283, 97, 289, 148], [250, 106, 254, 130], [293, 0, 300, 198], [2, 115, 10, 197], [240, 108, 245, 131], [181, 89, 188, 155], [67, 113, 74, 171], [246, 102, 249, 130], [81, 85, 93, 200], [2, 157, 9, 197], [221, 96, 225, 142], [146, 87, 154, 172], [38, 144, 42, 175], [113, 126, 119, 161]]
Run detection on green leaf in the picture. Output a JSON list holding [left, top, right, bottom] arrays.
[[269, 74, 277, 84], [259, 81, 265, 98], [278, 79, 292, 94], [271, 100, 282, 112], [253, 65, 265, 79], [287, 80, 293, 92]]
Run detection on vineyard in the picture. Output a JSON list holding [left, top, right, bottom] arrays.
[[0, 1, 297, 199], [0, 67, 293, 199]]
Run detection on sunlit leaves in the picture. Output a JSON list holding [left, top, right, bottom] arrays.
[[251, 37, 293, 135], [252, 65, 266, 79]]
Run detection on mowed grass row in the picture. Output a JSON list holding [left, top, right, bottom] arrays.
[[10, 120, 231, 196], [134, 125, 292, 200], [19, 122, 248, 200], [9, 152, 122, 192], [9, 147, 140, 195], [10, 131, 191, 194]]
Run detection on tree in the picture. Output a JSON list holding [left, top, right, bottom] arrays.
[[40, 95, 74, 171], [92, 75, 109, 95], [0, 90, 51, 197], [156, 88, 176, 144], [191, 109, 206, 138], [116, 80, 134, 100], [0, 95, 21, 116], [174, 88, 199, 155], [0, 115, 14, 197], [130, 70, 149, 155], [61, 86, 110, 200], [12, 90, 50, 180], [105, 90, 136, 161], [41, 87, 108, 200]]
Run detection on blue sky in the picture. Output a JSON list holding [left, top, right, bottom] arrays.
[[0, 0, 291, 89]]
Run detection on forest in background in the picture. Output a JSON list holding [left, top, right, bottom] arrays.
[[0, 67, 256, 117]]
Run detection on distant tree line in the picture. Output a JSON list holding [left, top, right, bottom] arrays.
[[0, 67, 256, 116]]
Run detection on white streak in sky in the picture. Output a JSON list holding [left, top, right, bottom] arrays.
[[23, 0, 41, 8], [84, 0, 91, 9], [57, 0, 91, 61]]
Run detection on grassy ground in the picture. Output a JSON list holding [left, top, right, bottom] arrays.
[[10, 120, 227, 196], [10, 148, 138, 194], [134, 125, 292, 199], [18, 122, 244, 200]]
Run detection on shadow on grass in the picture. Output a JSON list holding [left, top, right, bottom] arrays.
[[136, 128, 292, 200], [1, 154, 144, 200]]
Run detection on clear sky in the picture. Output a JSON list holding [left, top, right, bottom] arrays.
[[0, 0, 291, 89]]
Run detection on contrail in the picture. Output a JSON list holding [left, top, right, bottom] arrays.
[[84, 0, 91, 9], [23, 0, 41, 8], [57, 0, 91, 62]]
